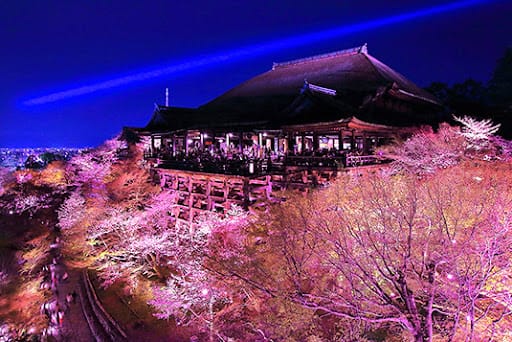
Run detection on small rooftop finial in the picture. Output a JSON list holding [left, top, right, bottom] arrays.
[[165, 88, 169, 107], [359, 43, 368, 54]]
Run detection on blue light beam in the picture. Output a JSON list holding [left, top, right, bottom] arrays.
[[22, 0, 495, 106]]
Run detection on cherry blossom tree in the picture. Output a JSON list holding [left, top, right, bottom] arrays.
[[57, 190, 86, 230], [0, 167, 13, 195], [147, 206, 249, 339], [388, 123, 464, 175], [66, 135, 126, 188], [389, 117, 511, 174], [224, 164, 512, 341], [453, 115, 501, 153]]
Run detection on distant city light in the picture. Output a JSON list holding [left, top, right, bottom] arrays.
[[22, 0, 495, 106]]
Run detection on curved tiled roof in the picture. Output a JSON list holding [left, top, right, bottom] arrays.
[[202, 45, 439, 112], [144, 45, 442, 132]]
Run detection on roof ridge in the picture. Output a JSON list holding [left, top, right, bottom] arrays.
[[272, 44, 368, 70], [303, 81, 337, 96]]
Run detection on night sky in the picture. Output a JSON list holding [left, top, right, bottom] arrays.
[[1, 0, 511, 148]]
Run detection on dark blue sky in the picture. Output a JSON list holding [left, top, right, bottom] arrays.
[[1, 0, 511, 148]]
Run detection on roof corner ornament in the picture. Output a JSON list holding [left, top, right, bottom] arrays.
[[301, 79, 310, 93], [359, 43, 368, 54]]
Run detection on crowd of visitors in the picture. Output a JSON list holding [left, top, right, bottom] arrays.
[[145, 142, 380, 175], [39, 236, 77, 340]]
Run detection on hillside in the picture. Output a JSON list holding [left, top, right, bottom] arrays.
[[1, 117, 512, 341]]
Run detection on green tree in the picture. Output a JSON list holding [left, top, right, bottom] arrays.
[[488, 47, 512, 110]]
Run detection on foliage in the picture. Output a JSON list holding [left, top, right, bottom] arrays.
[[389, 116, 511, 174], [57, 190, 87, 230], [388, 123, 464, 175], [66, 135, 126, 188], [147, 206, 248, 337], [453, 115, 501, 152], [35, 161, 67, 188], [227, 163, 512, 341], [0, 167, 14, 195], [488, 47, 512, 109]]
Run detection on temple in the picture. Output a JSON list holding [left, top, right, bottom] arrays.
[[129, 44, 441, 221]]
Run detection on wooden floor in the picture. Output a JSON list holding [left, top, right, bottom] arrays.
[[153, 163, 386, 226]]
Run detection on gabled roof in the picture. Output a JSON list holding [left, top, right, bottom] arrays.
[[144, 105, 199, 132], [276, 82, 356, 126]]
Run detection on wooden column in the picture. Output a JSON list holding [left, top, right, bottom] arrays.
[[351, 130, 356, 151], [300, 133, 306, 153], [313, 133, 319, 151], [206, 180, 212, 210], [287, 133, 295, 153], [172, 134, 177, 156], [188, 176, 194, 223], [212, 130, 217, 150], [185, 132, 190, 156], [338, 130, 344, 151]]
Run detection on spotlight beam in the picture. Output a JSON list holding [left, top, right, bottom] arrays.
[[22, 0, 495, 106]]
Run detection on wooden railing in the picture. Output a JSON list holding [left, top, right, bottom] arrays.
[[80, 270, 127, 341], [144, 152, 387, 175]]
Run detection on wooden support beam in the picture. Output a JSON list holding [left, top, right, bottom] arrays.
[[206, 180, 212, 210]]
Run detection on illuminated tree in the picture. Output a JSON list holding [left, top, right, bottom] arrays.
[[453, 115, 501, 152], [66, 136, 126, 187], [389, 123, 464, 175], [0, 167, 13, 195], [57, 190, 86, 230], [226, 165, 512, 341], [390, 117, 511, 174], [148, 206, 248, 339]]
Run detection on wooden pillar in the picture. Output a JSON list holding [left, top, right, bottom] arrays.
[[172, 134, 177, 156], [185, 132, 190, 156], [338, 131, 343, 151], [274, 136, 279, 152], [188, 176, 194, 223], [265, 175, 272, 200], [151, 135, 155, 151], [243, 178, 250, 209], [206, 180, 212, 210], [313, 133, 319, 151], [351, 130, 356, 151], [239, 131, 243, 153], [301, 132, 306, 153], [362, 132, 368, 154], [287, 133, 295, 154]]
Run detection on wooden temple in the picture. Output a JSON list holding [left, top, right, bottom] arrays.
[[130, 44, 441, 219]]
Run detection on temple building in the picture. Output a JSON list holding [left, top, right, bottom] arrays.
[[134, 44, 441, 175], [128, 44, 442, 221]]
